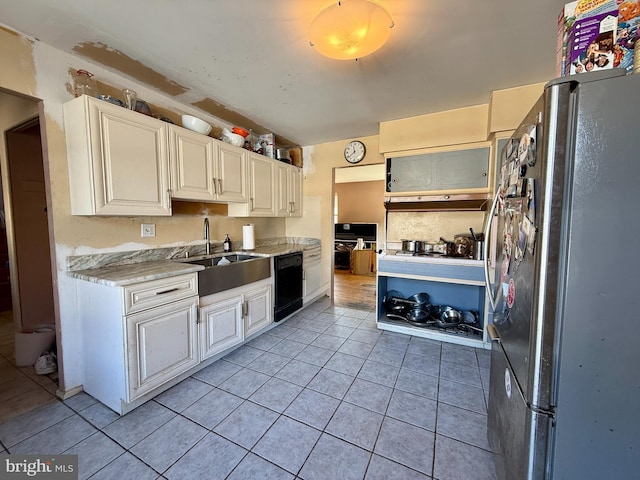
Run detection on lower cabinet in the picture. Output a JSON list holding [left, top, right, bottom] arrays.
[[244, 284, 272, 337], [303, 246, 323, 304], [77, 273, 275, 414], [199, 279, 273, 359], [126, 297, 199, 400], [77, 273, 199, 414], [199, 294, 244, 361]]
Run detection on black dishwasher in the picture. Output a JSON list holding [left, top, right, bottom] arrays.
[[274, 252, 303, 321]]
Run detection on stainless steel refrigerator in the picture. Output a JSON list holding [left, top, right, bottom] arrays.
[[484, 69, 640, 480]]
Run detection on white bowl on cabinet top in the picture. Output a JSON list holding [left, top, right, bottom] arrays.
[[181, 115, 212, 135]]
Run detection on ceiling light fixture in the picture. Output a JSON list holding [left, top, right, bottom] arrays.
[[309, 0, 394, 60]]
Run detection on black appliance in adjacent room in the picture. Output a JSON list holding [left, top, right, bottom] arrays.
[[274, 252, 303, 321], [334, 223, 377, 270]]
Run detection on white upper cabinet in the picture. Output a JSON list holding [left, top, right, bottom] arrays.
[[215, 141, 248, 202], [288, 165, 303, 217], [228, 153, 276, 217], [63, 95, 172, 216], [276, 163, 302, 217], [169, 125, 247, 203]]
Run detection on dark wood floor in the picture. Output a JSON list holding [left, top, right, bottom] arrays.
[[333, 269, 376, 311]]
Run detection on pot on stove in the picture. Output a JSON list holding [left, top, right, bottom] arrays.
[[401, 239, 418, 252]]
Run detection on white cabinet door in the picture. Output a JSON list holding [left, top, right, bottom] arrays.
[[276, 162, 290, 216], [169, 125, 216, 201], [228, 153, 275, 216], [64, 95, 171, 216], [199, 295, 244, 360], [303, 262, 322, 301], [169, 126, 247, 203], [244, 284, 272, 338], [126, 297, 199, 400], [288, 165, 303, 217], [215, 142, 248, 203], [276, 163, 302, 217]]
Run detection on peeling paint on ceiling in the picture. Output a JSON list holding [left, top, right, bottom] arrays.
[[72, 41, 188, 96], [192, 97, 296, 147]]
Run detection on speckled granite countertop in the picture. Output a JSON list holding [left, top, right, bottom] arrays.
[[68, 242, 320, 287]]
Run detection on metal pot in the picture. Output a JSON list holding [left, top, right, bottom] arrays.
[[405, 307, 430, 323], [276, 148, 291, 162], [401, 240, 417, 252], [438, 306, 462, 328], [439, 237, 455, 256], [407, 292, 430, 306], [414, 240, 429, 253]]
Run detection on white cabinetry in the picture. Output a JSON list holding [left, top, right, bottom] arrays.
[[303, 246, 323, 304], [199, 294, 244, 360], [199, 279, 272, 359], [228, 153, 276, 217], [244, 284, 272, 337], [126, 297, 199, 400], [78, 273, 198, 414], [63, 95, 171, 216], [276, 163, 303, 217], [169, 125, 247, 203]]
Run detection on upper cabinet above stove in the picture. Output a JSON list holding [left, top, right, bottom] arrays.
[[384, 142, 493, 211], [386, 142, 492, 195]]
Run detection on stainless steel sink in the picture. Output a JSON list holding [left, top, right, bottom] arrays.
[[185, 254, 262, 267], [181, 254, 271, 296]]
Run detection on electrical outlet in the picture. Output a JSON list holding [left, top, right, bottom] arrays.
[[141, 223, 156, 237]]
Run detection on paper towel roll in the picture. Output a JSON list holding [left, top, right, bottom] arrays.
[[243, 224, 255, 250]]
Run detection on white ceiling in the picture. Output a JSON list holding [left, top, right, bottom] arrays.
[[0, 0, 566, 146]]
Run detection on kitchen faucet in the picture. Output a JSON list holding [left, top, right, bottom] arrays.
[[204, 218, 210, 255]]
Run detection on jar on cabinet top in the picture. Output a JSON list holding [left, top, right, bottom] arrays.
[[72, 69, 97, 98]]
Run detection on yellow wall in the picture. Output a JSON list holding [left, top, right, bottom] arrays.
[[285, 136, 385, 293], [379, 104, 489, 153], [335, 180, 385, 226]]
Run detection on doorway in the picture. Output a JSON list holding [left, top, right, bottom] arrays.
[[0, 90, 56, 373], [332, 164, 385, 310]]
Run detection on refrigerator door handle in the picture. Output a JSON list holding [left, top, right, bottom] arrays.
[[483, 189, 500, 312]]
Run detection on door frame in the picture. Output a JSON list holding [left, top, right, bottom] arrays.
[[1, 93, 60, 377]]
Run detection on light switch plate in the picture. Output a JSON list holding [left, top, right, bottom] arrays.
[[141, 223, 156, 237]]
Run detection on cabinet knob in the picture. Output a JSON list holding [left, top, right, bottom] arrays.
[[482, 172, 487, 177]]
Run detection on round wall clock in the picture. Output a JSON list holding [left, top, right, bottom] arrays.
[[344, 140, 366, 164]]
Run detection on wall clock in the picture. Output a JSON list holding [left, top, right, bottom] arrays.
[[344, 140, 366, 164]]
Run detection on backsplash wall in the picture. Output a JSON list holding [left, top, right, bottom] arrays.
[[386, 211, 486, 243]]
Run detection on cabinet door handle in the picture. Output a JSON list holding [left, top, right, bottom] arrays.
[[212, 178, 217, 194], [242, 301, 248, 318], [217, 179, 222, 193], [167, 189, 172, 206], [250, 198, 254, 211], [156, 287, 179, 295]]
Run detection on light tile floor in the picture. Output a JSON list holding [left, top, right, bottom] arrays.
[[0, 298, 497, 479]]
